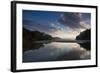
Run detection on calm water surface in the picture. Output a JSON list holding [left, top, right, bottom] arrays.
[[23, 42, 90, 62]]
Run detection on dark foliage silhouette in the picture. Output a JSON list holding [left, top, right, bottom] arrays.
[[76, 29, 91, 50]]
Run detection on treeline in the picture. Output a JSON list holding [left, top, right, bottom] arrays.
[[76, 29, 91, 40], [23, 27, 53, 50], [76, 29, 91, 50], [23, 28, 53, 41]]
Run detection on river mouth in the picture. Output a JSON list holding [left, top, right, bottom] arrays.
[[23, 41, 91, 63]]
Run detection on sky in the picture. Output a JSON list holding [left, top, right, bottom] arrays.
[[23, 10, 91, 39]]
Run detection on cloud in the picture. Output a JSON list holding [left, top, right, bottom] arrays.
[[58, 12, 90, 30], [23, 12, 91, 39], [23, 19, 58, 34], [49, 29, 79, 39]]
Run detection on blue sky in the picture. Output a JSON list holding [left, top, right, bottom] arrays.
[[23, 10, 91, 39]]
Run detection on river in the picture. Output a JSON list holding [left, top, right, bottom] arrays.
[[23, 42, 90, 62]]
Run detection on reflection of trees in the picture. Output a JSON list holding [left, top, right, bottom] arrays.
[[23, 27, 53, 52], [76, 29, 91, 50], [23, 42, 44, 52], [78, 42, 90, 50]]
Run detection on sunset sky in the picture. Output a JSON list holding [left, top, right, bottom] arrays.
[[23, 10, 91, 39]]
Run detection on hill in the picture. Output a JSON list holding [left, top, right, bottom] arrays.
[[23, 27, 53, 51], [76, 29, 91, 50]]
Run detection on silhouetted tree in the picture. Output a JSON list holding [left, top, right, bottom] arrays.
[[76, 29, 91, 50], [23, 27, 53, 50], [76, 29, 91, 40]]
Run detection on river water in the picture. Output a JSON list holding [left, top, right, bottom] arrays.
[[23, 42, 90, 62]]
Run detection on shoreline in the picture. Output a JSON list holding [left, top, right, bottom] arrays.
[[34, 40, 90, 43]]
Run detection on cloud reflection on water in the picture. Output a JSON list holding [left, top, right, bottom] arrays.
[[23, 42, 90, 62]]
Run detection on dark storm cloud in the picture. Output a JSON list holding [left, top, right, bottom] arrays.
[[58, 12, 90, 29]]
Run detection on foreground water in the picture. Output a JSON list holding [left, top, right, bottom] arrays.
[[23, 42, 90, 62]]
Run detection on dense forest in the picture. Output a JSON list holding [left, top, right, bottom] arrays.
[[76, 29, 91, 50], [23, 28, 53, 41], [23, 28, 53, 51], [76, 29, 91, 40]]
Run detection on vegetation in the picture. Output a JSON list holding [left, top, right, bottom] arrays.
[[23, 28, 53, 51], [76, 29, 91, 40], [76, 29, 91, 50]]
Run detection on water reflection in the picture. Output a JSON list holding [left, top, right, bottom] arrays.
[[23, 42, 90, 62]]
